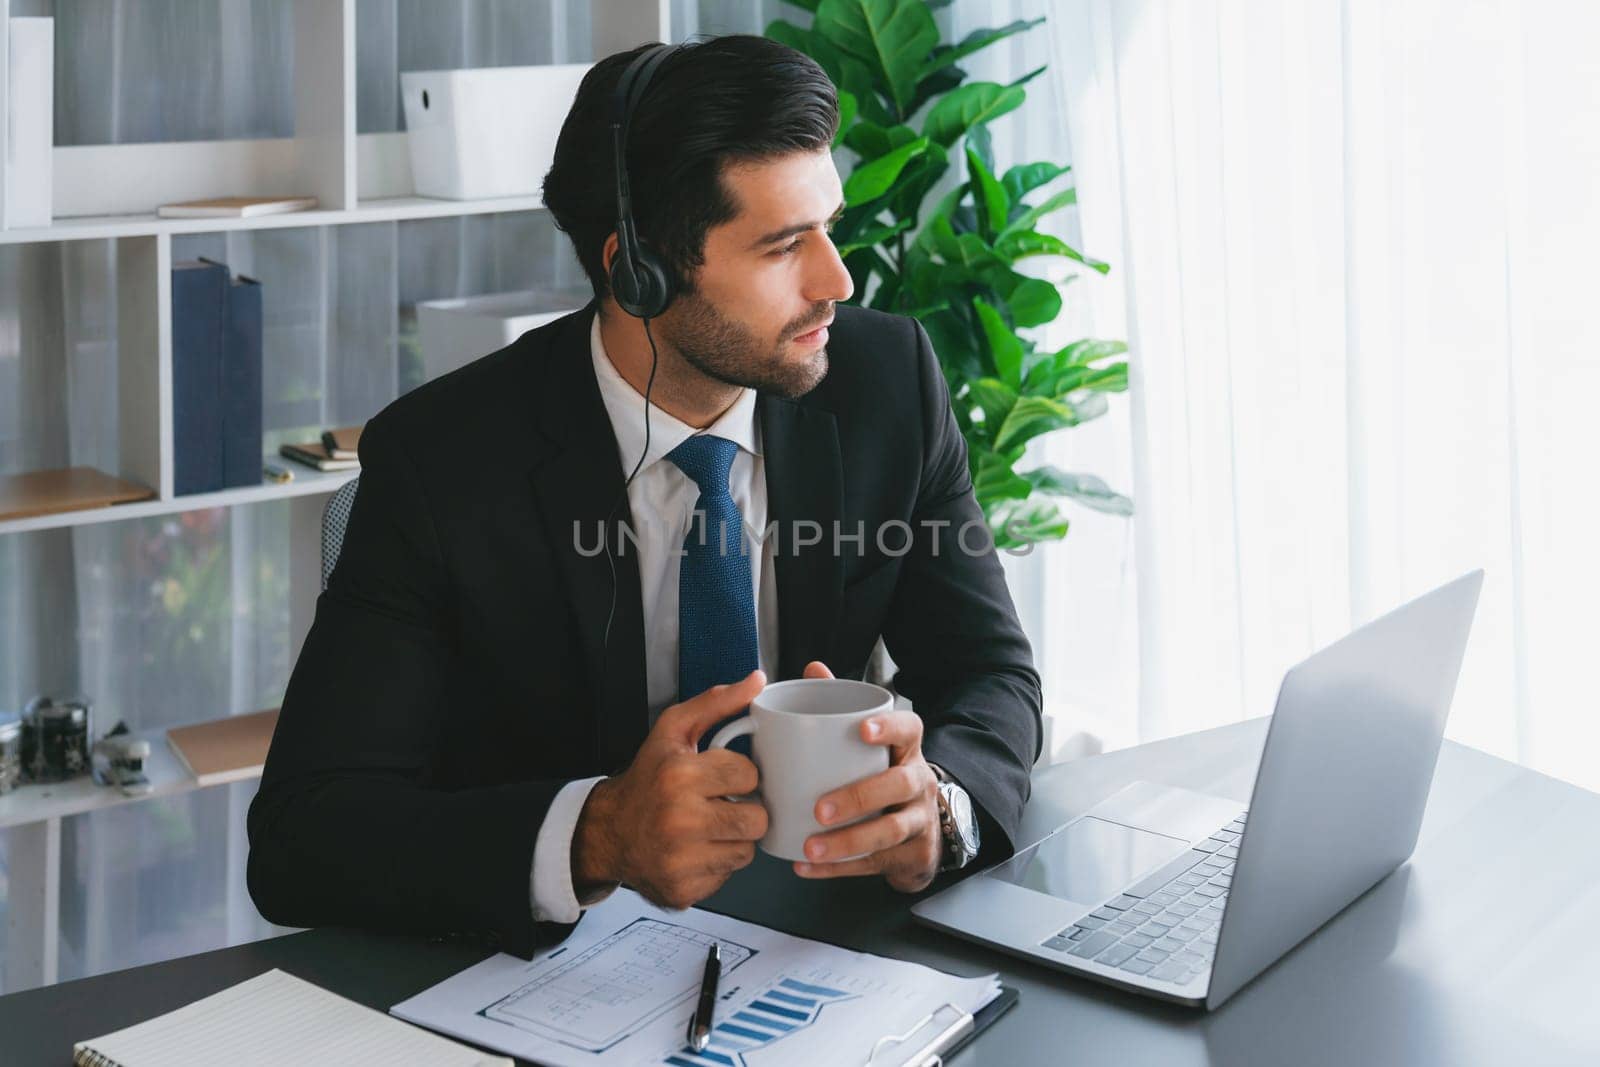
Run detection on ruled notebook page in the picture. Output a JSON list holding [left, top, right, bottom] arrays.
[[73, 968, 510, 1067]]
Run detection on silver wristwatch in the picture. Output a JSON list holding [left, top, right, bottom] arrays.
[[927, 762, 980, 871]]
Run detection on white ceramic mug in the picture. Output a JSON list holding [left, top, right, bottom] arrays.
[[707, 678, 893, 862]]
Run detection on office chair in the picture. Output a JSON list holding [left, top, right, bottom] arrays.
[[320, 477, 360, 591]]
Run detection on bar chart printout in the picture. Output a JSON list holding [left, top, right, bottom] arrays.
[[664, 975, 856, 1067]]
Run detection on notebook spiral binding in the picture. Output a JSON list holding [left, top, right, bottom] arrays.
[[75, 1048, 121, 1067]]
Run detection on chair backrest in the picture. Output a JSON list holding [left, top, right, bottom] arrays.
[[321, 477, 361, 590]]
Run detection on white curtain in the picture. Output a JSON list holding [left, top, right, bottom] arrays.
[[1044, 0, 1600, 791]]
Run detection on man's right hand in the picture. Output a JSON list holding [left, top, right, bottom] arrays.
[[572, 669, 769, 910]]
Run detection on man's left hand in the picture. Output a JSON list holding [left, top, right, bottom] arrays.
[[792, 661, 941, 893]]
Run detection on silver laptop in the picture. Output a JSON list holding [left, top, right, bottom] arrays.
[[912, 569, 1484, 1010]]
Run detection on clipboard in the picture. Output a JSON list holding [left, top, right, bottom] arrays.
[[864, 984, 1020, 1067]]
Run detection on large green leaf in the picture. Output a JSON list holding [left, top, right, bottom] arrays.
[[965, 145, 1009, 240], [965, 377, 1018, 435], [833, 217, 914, 256], [816, 0, 941, 118], [955, 233, 1009, 274], [998, 186, 1078, 240], [994, 228, 1110, 273], [993, 394, 1080, 451], [1001, 161, 1070, 203], [1022, 467, 1134, 516], [833, 89, 858, 149], [765, 19, 815, 55], [987, 497, 1070, 547], [972, 297, 1023, 388], [887, 141, 950, 221], [1005, 277, 1061, 328], [842, 136, 929, 203], [1060, 338, 1130, 366], [1025, 357, 1129, 398], [972, 449, 1033, 504], [923, 82, 1026, 148], [1063, 390, 1110, 422], [844, 120, 921, 160], [905, 63, 968, 121], [966, 122, 995, 177], [919, 18, 1046, 82]]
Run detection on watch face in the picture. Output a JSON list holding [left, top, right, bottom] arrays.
[[943, 783, 980, 858]]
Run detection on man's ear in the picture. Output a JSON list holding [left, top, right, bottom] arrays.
[[600, 232, 620, 276]]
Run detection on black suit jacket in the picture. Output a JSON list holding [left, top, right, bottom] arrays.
[[247, 298, 1042, 958]]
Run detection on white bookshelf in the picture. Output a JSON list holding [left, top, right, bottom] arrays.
[[0, 0, 673, 995], [0, 192, 551, 247]]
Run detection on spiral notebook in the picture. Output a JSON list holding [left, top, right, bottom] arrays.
[[71, 969, 508, 1067]]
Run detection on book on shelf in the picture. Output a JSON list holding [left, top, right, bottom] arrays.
[[279, 441, 360, 472], [172, 258, 264, 494], [166, 708, 279, 787], [156, 195, 319, 219], [320, 425, 363, 460]]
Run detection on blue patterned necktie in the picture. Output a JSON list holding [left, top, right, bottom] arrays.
[[667, 434, 758, 751]]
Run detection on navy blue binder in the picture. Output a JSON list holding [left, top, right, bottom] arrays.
[[220, 273, 264, 489], [171, 260, 228, 495]]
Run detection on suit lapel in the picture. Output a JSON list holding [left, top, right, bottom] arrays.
[[527, 304, 649, 774], [759, 394, 844, 681]]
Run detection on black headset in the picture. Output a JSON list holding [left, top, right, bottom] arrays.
[[608, 43, 682, 320], [599, 42, 688, 756]]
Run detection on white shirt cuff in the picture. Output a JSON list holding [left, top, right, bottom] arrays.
[[530, 776, 619, 924]]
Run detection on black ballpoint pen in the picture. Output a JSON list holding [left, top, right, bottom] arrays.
[[687, 942, 720, 1053]]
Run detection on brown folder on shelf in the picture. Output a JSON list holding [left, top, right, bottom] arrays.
[[0, 467, 156, 522], [166, 708, 280, 786]]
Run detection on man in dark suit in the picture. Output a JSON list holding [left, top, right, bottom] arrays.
[[247, 35, 1041, 959]]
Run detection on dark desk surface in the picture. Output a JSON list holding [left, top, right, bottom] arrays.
[[5, 718, 1599, 1066]]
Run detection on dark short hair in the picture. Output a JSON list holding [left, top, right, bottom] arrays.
[[542, 34, 839, 306]]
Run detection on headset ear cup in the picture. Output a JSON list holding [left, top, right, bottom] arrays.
[[612, 248, 674, 319]]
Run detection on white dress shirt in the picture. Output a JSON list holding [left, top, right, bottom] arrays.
[[529, 313, 781, 923]]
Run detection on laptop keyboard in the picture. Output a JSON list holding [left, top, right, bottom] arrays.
[[1039, 811, 1248, 986]]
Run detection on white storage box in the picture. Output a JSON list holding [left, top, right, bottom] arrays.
[[416, 289, 592, 381], [4, 18, 54, 228], [400, 63, 592, 201]]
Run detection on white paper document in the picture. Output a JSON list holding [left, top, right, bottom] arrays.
[[391, 889, 1001, 1067]]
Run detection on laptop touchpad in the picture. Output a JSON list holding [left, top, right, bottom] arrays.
[[989, 817, 1189, 907]]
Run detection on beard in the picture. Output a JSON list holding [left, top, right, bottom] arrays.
[[659, 286, 831, 399]]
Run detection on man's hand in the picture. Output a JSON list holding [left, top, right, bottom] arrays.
[[573, 670, 770, 910], [792, 661, 942, 893]]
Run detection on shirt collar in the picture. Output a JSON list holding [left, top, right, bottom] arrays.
[[590, 311, 761, 473]]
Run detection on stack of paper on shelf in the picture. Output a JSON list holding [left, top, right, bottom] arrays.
[[157, 196, 318, 218]]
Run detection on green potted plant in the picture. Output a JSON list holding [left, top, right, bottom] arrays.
[[766, 0, 1132, 550]]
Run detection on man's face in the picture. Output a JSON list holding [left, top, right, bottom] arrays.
[[658, 148, 855, 398]]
